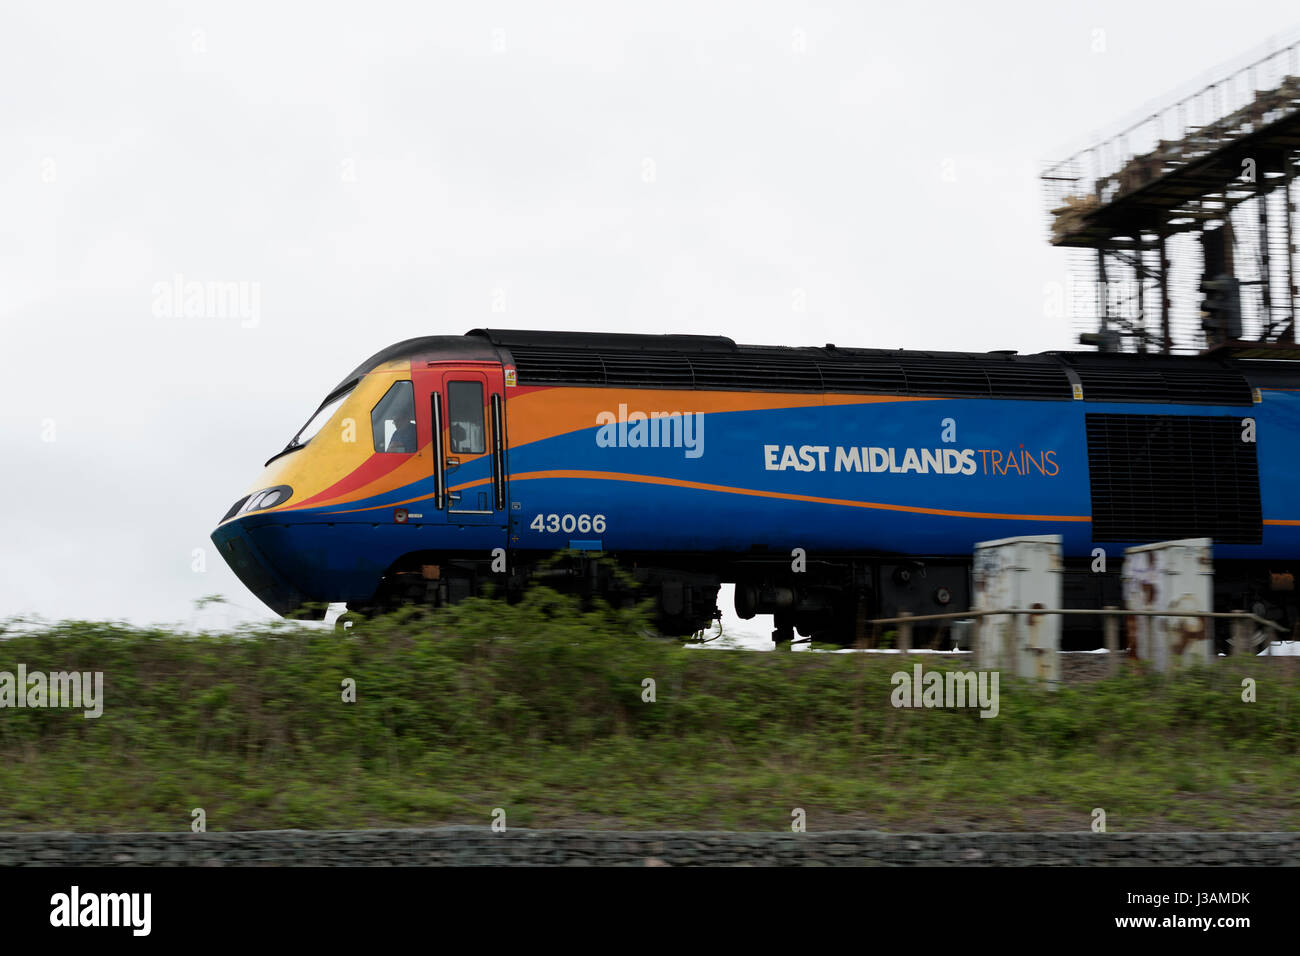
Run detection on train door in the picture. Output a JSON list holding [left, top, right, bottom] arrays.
[[431, 366, 508, 530]]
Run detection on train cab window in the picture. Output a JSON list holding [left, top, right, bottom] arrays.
[[447, 380, 486, 454], [284, 384, 356, 453], [371, 381, 417, 453]]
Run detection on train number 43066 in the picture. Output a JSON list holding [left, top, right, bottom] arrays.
[[529, 513, 607, 534]]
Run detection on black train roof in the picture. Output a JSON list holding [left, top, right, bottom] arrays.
[[466, 328, 1271, 406]]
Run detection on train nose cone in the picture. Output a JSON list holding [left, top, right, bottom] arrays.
[[211, 517, 307, 616]]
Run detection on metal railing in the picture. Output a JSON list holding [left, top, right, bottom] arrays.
[[863, 606, 1289, 673]]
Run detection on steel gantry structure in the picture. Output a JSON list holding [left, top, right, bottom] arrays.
[[1043, 39, 1300, 354]]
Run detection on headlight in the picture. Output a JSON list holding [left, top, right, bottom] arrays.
[[222, 485, 293, 521]]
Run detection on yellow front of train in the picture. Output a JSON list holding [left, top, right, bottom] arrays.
[[211, 358, 422, 615]]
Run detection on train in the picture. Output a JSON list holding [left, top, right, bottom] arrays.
[[211, 328, 1300, 647]]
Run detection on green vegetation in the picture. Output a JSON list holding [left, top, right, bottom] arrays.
[[0, 590, 1297, 832]]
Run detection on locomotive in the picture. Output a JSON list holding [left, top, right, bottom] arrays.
[[211, 329, 1300, 646]]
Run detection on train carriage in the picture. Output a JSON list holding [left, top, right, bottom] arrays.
[[212, 329, 1300, 646]]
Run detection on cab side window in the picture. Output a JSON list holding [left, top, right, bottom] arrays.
[[372, 381, 417, 453], [447, 381, 485, 454]]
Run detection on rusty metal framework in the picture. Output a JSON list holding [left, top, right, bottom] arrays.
[[1042, 39, 1300, 353]]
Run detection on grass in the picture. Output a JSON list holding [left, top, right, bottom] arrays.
[[0, 588, 1297, 832]]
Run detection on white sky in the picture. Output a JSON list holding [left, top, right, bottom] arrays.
[[4, 1, 1300, 626]]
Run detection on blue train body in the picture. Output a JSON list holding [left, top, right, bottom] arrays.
[[212, 329, 1300, 644]]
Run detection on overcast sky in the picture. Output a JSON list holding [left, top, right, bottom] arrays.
[[4, 1, 1300, 626]]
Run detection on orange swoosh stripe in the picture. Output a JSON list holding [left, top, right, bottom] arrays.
[[315, 469, 1300, 526], [295, 447, 493, 513], [503, 388, 934, 451], [310, 392, 935, 513], [499, 469, 1091, 522]]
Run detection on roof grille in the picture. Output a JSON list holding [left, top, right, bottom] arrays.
[[983, 364, 1077, 399], [815, 360, 909, 394], [504, 345, 1075, 398], [510, 347, 606, 385], [1070, 363, 1253, 405], [490, 331, 1249, 405], [690, 355, 823, 391], [896, 359, 991, 396], [601, 352, 696, 388]]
